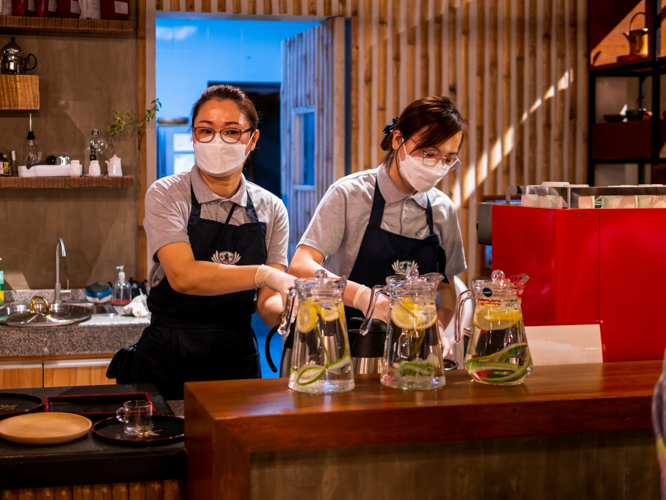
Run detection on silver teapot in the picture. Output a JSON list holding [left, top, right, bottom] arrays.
[[1, 37, 37, 75]]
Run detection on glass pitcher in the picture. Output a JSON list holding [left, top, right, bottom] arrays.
[[363, 268, 448, 390], [455, 270, 532, 385], [278, 269, 354, 394]]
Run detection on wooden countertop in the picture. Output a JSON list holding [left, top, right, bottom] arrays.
[[184, 361, 662, 499]]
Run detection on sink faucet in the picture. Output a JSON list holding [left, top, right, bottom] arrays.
[[55, 238, 67, 303]]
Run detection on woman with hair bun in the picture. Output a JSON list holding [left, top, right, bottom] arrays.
[[122, 84, 295, 399], [289, 95, 467, 332]]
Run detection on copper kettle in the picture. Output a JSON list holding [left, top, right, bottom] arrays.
[[623, 12, 648, 57]]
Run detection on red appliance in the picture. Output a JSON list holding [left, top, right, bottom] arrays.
[[491, 204, 666, 362]]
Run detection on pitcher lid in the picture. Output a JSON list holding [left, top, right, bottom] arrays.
[[294, 269, 346, 291], [471, 270, 529, 299], [2, 37, 22, 57]]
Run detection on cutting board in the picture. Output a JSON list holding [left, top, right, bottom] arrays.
[[0, 412, 92, 445]]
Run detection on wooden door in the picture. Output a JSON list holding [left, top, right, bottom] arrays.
[[281, 18, 347, 257], [0, 360, 43, 389], [43, 358, 115, 387]]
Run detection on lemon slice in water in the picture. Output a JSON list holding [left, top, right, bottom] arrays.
[[317, 303, 341, 323], [297, 304, 317, 333], [390, 301, 437, 330], [473, 305, 522, 331]]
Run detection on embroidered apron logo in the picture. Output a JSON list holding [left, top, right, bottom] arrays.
[[392, 260, 419, 275], [212, 251, 241, 265]]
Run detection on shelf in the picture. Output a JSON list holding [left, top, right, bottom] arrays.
[[0, 75, 38, 110], [0, 176, 134, 188], [589, 58, 655, 75], [591, 120, 666, 161], [0, 16, 133, 35]]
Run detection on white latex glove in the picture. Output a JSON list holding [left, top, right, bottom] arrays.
[[255, 265, 297, 305], [353, 286, 390, 323]]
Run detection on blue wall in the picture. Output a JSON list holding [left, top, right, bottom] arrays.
[[156, 18, 320, 121]]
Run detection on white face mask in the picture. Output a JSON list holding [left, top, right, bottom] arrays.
[[397, 144, 451, 192], [194, 133, 253, 178]]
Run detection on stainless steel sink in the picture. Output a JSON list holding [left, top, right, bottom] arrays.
[[64, 302, 118, 316], [0, 297, 92, 327]]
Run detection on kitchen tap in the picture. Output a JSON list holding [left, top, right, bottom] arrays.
[[55, 238, 69, 303]]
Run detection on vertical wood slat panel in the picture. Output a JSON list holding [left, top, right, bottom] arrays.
[[377, 0, 387, 165], [487, 0, 497, 194], [543, 0, 552, 182], [521, 0, 529, 186], [535, 0, 544, 184], [566, 0, 575, 183], [420, 0, 428, 97], [528, 0, 537, 187], [2, 483, 181, 500], [392, 0, 400, 120], [515, 0, 524, 186]]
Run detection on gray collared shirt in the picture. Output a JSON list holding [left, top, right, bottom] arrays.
[[298, 163, 466, 279], [144, 165, 289, 287]]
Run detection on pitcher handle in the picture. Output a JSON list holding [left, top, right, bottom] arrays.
[[454, 290, 473, 344], [24, 53, 37, 72], [359, 285, 386, 335], [277, 287, 298, 336], [264, 325, 281, 373]]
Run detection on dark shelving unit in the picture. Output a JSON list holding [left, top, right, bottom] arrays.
[[588, 0, 666, 185]]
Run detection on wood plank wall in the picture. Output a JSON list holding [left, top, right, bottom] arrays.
[[145, 0, 588, 282], [1, 480, 184, 500], [281, 20, 342, 256]]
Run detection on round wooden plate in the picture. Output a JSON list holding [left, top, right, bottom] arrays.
[[0, 412, 92, 445]]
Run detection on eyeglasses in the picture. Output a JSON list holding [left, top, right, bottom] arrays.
[[193, 126, 253, 144], [418, 149, 462, 170]]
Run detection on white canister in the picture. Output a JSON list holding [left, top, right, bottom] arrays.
[[70, 160, 82, 177], [89, 160, 101, 177]]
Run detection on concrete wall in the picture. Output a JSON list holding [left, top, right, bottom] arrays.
[[0, 22, 138, 290]]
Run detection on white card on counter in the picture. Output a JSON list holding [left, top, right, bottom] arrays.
[[524, 324, 602, 366]]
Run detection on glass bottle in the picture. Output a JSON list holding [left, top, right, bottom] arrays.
[[22, 113, 41, 168], [84, 129, 108, 175]]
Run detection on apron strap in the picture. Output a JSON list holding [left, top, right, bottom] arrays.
[[367, 179, 386, 229], [188, 182, 202, 226], [425, 196, 435, 235], [212, 203, 238, 250], [214, 188, 258, 247], [245, 189, 260, 223]]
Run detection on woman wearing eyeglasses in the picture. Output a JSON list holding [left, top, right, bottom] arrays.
[[289, 96, 467, 331], [124, 85, 294, 399]]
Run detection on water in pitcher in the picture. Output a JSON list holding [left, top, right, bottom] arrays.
[[288, 299, 354, 394], [464, 299, 532, 385], [381, 297, 446, 390]]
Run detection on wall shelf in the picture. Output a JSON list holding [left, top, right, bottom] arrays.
[[0, 176, 134, 188], [0, 16, 133, 35], [0, 75, 39, 110]]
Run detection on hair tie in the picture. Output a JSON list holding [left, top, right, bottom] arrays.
[[382, 116, 399, 135]]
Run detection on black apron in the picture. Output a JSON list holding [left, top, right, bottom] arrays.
[[129, 183, 267, 399], [345, 179, 448, 323]]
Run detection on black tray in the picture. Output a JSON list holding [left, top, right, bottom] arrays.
[[45, 392, 153, 419], [92, 414, 184, 445], [0, 393, 43, 419]]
